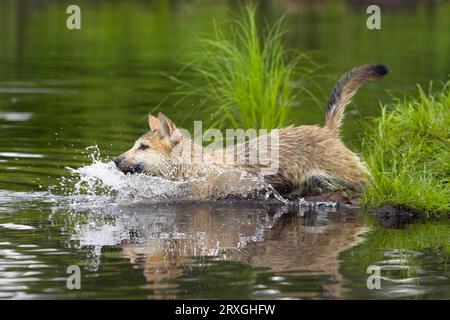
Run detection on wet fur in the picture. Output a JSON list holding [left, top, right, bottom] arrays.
[[114, 64, 388, 197]]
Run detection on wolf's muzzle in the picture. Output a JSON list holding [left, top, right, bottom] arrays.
[[113, 156, 143, 174]]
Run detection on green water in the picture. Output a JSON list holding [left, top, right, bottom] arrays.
[[0, 0, 449, 299]]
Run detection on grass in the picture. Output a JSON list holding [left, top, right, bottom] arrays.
[[173, 6, 322, 130], [360, 82, 450, 216]]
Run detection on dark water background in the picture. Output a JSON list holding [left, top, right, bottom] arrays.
[[0, 0, 449, 299]]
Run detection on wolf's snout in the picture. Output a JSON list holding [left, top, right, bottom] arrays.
[[113, 156, 123, 167], [113, 156, 143, 174]]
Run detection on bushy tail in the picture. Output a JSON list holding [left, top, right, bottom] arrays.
[[325, 64, 388, 135]]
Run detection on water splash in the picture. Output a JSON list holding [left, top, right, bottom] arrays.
[[58, 145, 286, 206]]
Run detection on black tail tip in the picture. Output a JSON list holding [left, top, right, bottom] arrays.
[[373, 64, 389, 76]]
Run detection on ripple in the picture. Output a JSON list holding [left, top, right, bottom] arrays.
[[0, 112, 33, 122], [365, 247, 450, 299], [0, 152, 44, 159], [0, 223, 35, 230], [0, 87, 77, 94], [254, 289, 281, 295]]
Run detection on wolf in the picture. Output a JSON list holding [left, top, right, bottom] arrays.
[[113, 64, 388, 197]]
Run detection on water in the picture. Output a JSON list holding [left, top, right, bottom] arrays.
[[0, 0, 449, 299]]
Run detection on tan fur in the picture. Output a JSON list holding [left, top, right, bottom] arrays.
[[114, 64, 388, 197], [240, 125, 368, 194]]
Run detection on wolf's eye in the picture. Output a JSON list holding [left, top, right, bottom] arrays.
[[138, 143, 150, 150]]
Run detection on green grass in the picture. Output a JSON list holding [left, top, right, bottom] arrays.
[[360, 82, 450, 216], [173, 6, 321, 130]]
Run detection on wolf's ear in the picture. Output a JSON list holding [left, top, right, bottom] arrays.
[[148, 114, 160, 131], [158, 112, 181, 144]]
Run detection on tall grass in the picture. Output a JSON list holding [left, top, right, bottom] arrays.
[[174, 6, 321, 130], [360, 82, 450, 216]]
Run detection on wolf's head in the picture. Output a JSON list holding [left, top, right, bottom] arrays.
[[113, 113, 183, 176]]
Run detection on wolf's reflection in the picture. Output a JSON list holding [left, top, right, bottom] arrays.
[[117, 202, 367, 298]]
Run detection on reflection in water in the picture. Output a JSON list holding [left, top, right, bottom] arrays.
[[68, 201, 366, 299], [232, 210, 367, 298]]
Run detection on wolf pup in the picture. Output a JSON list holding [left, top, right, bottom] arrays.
[[114, 64, 388, 196]]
